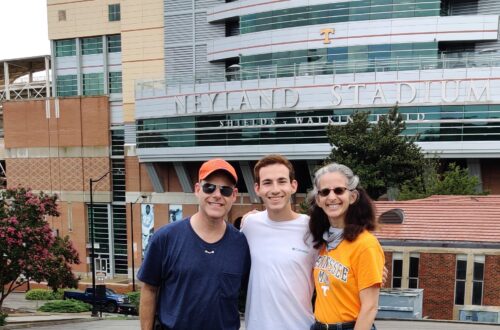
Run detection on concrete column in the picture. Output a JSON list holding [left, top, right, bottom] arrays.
[[3, 61, 10, 100]]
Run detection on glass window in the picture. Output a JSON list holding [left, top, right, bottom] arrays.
[[107, 35, 122, 53], [55, 39, 76, 57], [81, 37, 103, 55], [83, 73, 104, 95], [392, 253, 403, 288], [455, 255, 467, 305], [109, 71, 122, 93], [108, 4, 121, 22], [472, 256, 485, 305], [56, 75, 78, 96], [409, 253, 419, 288]]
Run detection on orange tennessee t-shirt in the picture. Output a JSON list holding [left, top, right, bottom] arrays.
[[313, 230, 385, 323]]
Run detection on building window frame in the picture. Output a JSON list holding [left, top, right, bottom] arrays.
[[109, 71, 122, 94], [55, 39, 76, 57], [83, 72, 104, 96], [107, 35, 122, 53], [455, 254, 467, 305], [392, 252, 403, 288], [81, 37, 103, 55], [408, 253, 420, 289], [108, 4, 121, 22], [56, 74, 78, 96], [472, 255, 485, 305]]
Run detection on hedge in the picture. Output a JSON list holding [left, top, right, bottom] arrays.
[[38, 299, 91, 313], [25, 289, 65, 300]]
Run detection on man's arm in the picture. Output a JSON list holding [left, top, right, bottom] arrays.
[[140, 283, 159, 330]]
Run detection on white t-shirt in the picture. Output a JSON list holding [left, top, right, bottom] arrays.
[[242, 210, 317, 330]]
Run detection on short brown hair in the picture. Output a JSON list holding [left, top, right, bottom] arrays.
[[253, 154, 295, 184]]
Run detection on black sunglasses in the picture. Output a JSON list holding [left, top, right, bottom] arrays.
[[317, 187, 351, 197], [201, 181, 234, 197]]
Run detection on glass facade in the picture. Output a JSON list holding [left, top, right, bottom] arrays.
[[81, 36, 103, 55], [83, 73, 104, 95], [136, 105, 500, 148], [55, 39, 76, 57], [240, 0, 440, 34], [240, 42, 438, 77], [56, 75, 78, 96], [109, 71, 123, 94], [108, 35, 122, 53]]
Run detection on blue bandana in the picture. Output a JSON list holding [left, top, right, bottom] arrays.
[[323, 226, 344, 251]]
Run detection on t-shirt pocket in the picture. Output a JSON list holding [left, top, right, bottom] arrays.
[[219, 272, 241, 299]]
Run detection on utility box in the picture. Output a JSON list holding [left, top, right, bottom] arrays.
[[377, 288, 423, 319]]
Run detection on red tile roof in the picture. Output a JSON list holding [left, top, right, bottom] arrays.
[[374, 195, 500, 244]]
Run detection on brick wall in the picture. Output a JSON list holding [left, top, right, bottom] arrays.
[[384, 251, 393, 285], [419, 253, 456, 320], [483, 255, 500, 306]]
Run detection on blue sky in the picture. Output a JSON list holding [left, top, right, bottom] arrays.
[[0, 0, 50, 60]]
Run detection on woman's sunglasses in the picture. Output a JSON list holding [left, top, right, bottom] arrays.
[[317, 187, 351, 197], [201, 181, 234, 197]]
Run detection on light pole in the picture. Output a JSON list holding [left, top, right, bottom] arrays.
[[89, 170, 114, 317], [130, 194, 146, 292]]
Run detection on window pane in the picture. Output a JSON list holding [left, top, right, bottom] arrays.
[[56, 75, 78, 96], [83, 73, 104, 96], [55, 39, 76, 57], [409, 278, 418, 289], [393, 259, 403, 277], [455, 281, 465, 305], [473, 262, 484, 281], [392, 278, 402, 288], [472, 282, 483, 305], [108, 35, 121, 53], [81, 37, 103, 55], [409, 256, 419, 278], [109, 4, 121, 21], [109, 72, 122, 93], [456, 260, 467, 280]]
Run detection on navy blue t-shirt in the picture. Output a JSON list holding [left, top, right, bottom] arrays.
[[137, 217, 251, 330]]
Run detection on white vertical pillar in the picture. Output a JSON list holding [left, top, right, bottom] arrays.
[[3, 62, 10, 100]]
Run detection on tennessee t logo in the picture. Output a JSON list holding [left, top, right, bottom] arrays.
[[320, 28, 335, 44], [321, 285, 329, 296]]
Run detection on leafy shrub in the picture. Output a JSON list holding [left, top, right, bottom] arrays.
[[25, 288, 65, 300], [127, 291, 140, 309], [38, 299, 91, 313], [0, 312, 7, 326]]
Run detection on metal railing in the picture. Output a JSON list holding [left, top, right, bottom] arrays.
[[136, 53, 500, 95]]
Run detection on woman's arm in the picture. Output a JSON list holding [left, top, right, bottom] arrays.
[[354, 285, 380, 330]]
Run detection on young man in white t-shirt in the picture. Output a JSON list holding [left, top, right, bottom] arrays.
[[241, 154, 317, 330]]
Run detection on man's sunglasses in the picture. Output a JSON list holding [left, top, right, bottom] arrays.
[[201, 181, 234, 197], [317, 187, 351, 197]]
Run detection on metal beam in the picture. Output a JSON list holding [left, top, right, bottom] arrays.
[[239, 161, 259, 203], [173, 162, 193, 193], [145, 163, 164, 193]]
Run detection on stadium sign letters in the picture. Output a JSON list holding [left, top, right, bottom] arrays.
[[173, 79, 490, 114]]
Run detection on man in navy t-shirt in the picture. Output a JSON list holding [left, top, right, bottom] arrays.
[[138, 159, 251, 330]]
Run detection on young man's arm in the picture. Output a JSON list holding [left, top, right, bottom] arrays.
[[140, 283, 159, 330]]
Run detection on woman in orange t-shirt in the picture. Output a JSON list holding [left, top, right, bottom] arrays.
[[307, 163, 384, 330]]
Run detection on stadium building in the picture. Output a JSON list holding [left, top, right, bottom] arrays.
[[0, 0, 499, 321]]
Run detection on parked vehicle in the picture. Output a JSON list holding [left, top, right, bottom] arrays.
[[63, 287, 135, 314]]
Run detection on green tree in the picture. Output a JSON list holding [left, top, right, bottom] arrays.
[[0, 187, 79, 310], [398, 162, 483, 200], [326, 105, 426, 200]]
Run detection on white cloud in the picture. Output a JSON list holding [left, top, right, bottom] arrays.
[[0, 0, 50, 60]]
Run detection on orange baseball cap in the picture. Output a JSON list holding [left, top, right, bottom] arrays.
[[199, 159, 238, 183]]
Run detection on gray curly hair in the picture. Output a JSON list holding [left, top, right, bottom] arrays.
[[307, 163, 359, 201]]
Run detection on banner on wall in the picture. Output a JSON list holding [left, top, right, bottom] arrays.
[[141, 204, 154, 258], [169, 204, 183, 223]]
